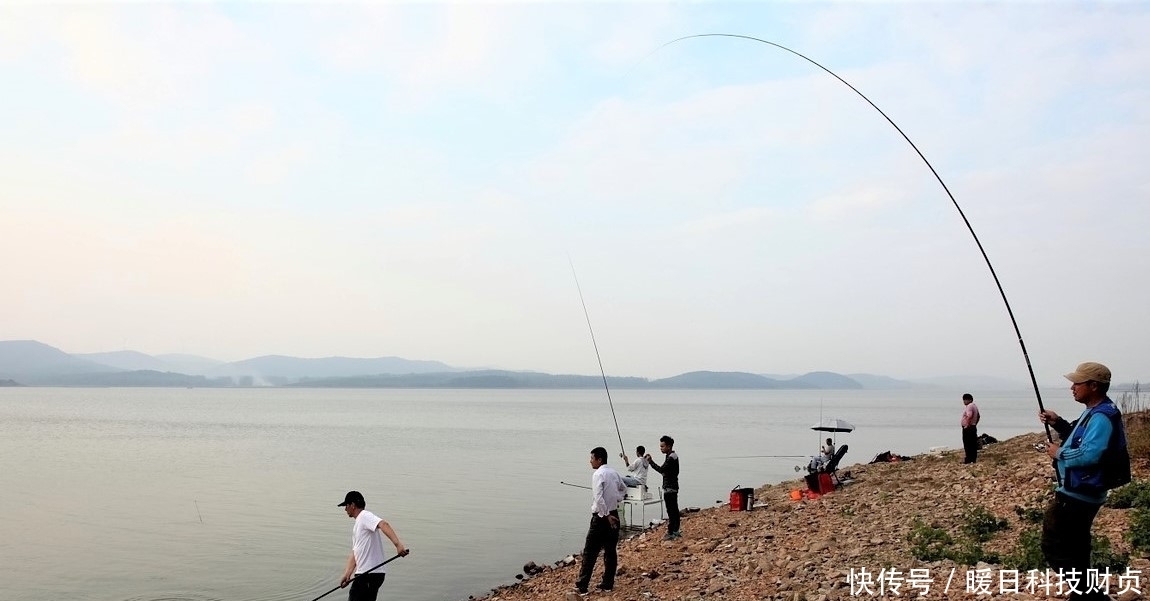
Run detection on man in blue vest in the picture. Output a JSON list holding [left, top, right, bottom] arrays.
[[1038, 361, 1129, 601]]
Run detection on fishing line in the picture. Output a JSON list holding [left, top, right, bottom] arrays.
[[568, 255, 627, 458], [719, 455, 807, 459], [308, 551, 409, 601], [650, 34, 1052, 444]]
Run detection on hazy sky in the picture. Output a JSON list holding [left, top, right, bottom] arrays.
[[1, 2, 1147, 384]]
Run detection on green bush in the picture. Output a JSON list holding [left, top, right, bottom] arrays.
[[1014, 492, 1049, 524], [951, 539, 1000, 565], [1014, 504, 1045, 524], [909, 519, 954, 562], [962, 505, 1009, 542], [1002, 527, 1045, 571], [1092, 535, 1129, 571], [1107, 479, 1150, 509], [909, 516, 1004, 565], [1128, 507, 1150, 555]]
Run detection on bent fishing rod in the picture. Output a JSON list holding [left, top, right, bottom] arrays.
[[568, 255, 627, 458], [309, 550, 409, 601], [653, 34, 1053, 446]]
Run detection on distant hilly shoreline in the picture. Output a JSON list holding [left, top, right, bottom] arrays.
[[0, 339, 1040, 390]]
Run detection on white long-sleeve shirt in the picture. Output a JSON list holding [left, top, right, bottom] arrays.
[[590, 464, 626, 517]]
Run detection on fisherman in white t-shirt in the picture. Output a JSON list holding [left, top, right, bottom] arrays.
[[337, 490, 409, 601], [621, 445, 649, 489]]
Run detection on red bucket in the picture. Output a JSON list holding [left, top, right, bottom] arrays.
[[729, 486, 753, 511]]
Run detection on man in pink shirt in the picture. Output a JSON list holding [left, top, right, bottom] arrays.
[[961, 393, 981, 464]]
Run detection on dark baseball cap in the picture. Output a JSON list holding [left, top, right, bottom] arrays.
[[338, 490, 365, 507]]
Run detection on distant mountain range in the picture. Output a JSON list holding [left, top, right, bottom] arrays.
[[0, 339, 1040, 390]]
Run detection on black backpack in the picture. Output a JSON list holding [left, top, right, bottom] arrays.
[[1075, 406, 1131, 490], [1102, 413, 1132, 490]]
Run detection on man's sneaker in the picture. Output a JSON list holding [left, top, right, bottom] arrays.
[[662, 532, 676, 541], [670, 530, 682, 539], [596, 585, 614, 592], [575, 585, 588, 595]]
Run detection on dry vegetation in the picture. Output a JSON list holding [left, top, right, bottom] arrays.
[[1121, 385, 1150, 463]]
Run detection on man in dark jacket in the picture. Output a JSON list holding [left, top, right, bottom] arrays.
[[1038, 362, 1129, 601], [646, 434, 681, 540]]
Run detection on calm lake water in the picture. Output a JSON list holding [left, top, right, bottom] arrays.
[[0, 386, 1063, 601]]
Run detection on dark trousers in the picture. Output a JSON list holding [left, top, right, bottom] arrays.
[[962, 426, 978, 463], [576, 511, 619, 590], [348, 573, 385, 601], [664, 490, 680, 533], [1042, 492, 1107, 600]]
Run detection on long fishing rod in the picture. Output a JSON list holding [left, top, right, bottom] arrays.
[[654, 34, 1053, 447], [568, 255, 627, 458], [309, 551, 409, 601], [560, 480, 592, 490]]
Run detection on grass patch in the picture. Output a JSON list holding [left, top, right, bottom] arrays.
[[1002, 527, 1044, 571], [1092, 535, 1129, 572], [1107, 479, 1150, 509], [1001, 530, 1128, 572], [908, 519, 954, 562], [962, 505, 1009, 542], [1128, 507, 1150, 555], [908, 505, 1126, 569], [1013, 504, 1044, 524], [907, 506, 1009, 565], [1013, 492, 1049, 525]]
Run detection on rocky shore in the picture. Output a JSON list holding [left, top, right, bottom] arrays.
[[474, 430, 1147, 601]]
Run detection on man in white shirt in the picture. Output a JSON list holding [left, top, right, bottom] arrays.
[[337, 490, 409, 601], [574, 446, 626, 594], [821, 438, 836, 461], [621, 445, 648, 489]]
